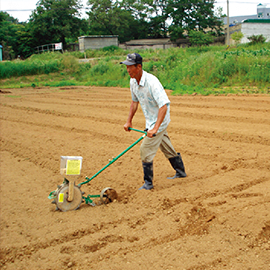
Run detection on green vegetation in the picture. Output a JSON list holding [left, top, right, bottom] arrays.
[[188, 31, 214, 47], [1, 43, 270, 95], [231, 32, 244, 46], [87, 0, 223, 43], [248, 34, 267, 45], [1, 0, 224, 60]]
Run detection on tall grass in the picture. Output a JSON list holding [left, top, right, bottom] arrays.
[[0, 58, 61, 78], [1, 44, 269, 95], [0, 53, 91, 79]]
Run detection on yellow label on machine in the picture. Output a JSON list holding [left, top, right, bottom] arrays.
[[66, 159, 81, 175], [59, 193, 64, 203]]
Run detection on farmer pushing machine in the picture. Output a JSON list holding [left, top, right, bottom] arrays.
[[48, 53, 186, 212]]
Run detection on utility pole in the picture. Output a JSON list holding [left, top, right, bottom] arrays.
[[227, 0, 230, 46]]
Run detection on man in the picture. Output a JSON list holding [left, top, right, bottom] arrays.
[[121, 53, 186, 190]]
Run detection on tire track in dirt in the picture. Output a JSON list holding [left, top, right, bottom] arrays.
[[174, 102, 270, 113], [0, 118, 139, 150], [173, 110, 270, 125], [1, 105, 269, 147], [1, 119, 268, 186], [1, 109, 269, 205], [0, 165, 255, 264], [2, 95, 270, 122], [192, 177, 269, 202], [8, 94, 270, 113], [172, 95, 270, 108], [1, 169, 267, 265], [0, 201, 216, 265], [2, 101, 270, 130], [0, 207, 175, 263], [171, 126, 269, 146], [8, 86, 270, 108], [1, 103, 269, 185], [2, 195, 268, 268], [2, 94, 270, 139]]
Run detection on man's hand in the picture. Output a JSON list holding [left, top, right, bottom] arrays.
[[124, 122, 132, 132], [146, 104, 167, 137], [147, 128, 157, 138]]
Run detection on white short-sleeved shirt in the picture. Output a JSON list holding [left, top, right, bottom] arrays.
[[130, 70, 171, 133]]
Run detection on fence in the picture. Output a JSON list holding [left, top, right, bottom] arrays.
[[35, 42, 63, 54]]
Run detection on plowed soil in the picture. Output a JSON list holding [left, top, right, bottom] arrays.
[[1, 86, 270, 270]]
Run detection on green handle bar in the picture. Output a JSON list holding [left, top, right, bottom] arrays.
[[78, 128, 147, 187], [128, 127, 147, 134]]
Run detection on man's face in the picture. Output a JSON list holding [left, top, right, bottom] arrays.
[[126, 64, 141, 78]]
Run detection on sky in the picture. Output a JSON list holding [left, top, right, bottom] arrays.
[[0, 0, 269, 22]]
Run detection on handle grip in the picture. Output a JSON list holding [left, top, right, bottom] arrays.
[[128, 127, 147, 134], [128, 127, 156, 137]]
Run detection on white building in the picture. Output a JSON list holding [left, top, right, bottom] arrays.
[[257, 3, 270, 19], [227, 19, 270, 45], [241, 19, 270, 43], [224, 3, 270, 24], [78, 36, 119, 51], [240, 19, 270, 43], [225, 4, 270, 45]]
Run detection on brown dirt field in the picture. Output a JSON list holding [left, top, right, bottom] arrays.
[[0, 86, 270, 270]]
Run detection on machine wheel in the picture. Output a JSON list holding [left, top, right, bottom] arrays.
[[100, 187, 117, 204], [55, 184, 82, 212]]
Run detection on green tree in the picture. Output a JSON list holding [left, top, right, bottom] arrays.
[[86, 0, 224, 42], [188, 30, 214, 46], [0, 12, 31, 59], [0, 12, 16, 59], [15, 23, 35, 58], [167, 0, 223, 41], [214, 6, 226, 19], [87, 0, 149, 42], [231, 31, 244, 46], [29, 0, 86, 49], [147, 0, 169, 37]]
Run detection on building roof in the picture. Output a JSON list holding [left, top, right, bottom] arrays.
[[78, 35, 118, 39], [242, 19, 270, 23], [125, 38, 172, 45], [223, 15, 257, 24]]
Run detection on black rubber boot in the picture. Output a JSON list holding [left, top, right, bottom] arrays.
[[139, 161, 154, 190], [167, 153, 186, 179]]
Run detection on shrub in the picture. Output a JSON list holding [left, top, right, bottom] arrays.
[[231, 31, 244, 46], [89, 62, 109, 75], [188, 30, 214, 46], [61, 55, 79, 73], [248, 34, 266, 45], [102, 45, 121, 52]]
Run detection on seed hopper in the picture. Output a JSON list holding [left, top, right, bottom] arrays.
[[48, 128, 147, 212]]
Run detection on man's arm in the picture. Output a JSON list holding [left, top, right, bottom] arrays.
[[148, 104, 167, 137], [124, 101, 139, 131]]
